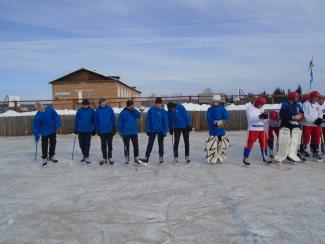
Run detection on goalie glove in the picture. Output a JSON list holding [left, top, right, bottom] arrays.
[[292, 113, 304, 121], [214, 120, 225, 128]]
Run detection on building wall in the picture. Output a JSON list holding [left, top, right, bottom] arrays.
[[52, 81, 141, 109]]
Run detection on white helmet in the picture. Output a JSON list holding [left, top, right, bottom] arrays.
[[211, 94, 221, 102]]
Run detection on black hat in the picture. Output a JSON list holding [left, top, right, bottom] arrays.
[[155, 97, 163, 104], [98, 97, 106, 104], [167, 102, 176, 110], [82, 99, 90, 105], [126, 100, 134, 107]]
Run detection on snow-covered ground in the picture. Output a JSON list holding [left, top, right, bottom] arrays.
[[0, 103, 282, 117], [1, 132, 325, 243]]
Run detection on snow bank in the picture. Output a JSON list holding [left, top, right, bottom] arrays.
[[0, 103, 282, 117]]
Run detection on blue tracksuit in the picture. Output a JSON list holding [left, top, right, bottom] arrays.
[[279, 101, 303, 129], [74, 107, 95, 133], [207, 105, 228, 136], [33, 107, 61, 140], [95, 106, 116, 134], [118, 108, 141, 135], [167, 103, 191, 129], [146, 107, 169, 135]]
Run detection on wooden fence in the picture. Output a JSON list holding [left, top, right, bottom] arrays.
[[0, 111, 248, 136]]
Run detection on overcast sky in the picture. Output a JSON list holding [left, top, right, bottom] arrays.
[[0, 0, 324, 100]]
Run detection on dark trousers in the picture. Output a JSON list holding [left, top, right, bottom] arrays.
[[122, 135, 139, 159], [78, 132, 92, 158], [145, 133, 165, 158], [99, 133, 113, 159], [41, 133, 56, 159], [173, 128, 190, 157]]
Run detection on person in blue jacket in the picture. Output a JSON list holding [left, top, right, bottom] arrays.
[[140, 97, 168, 165], [33, 103, 61, 167], [74, 99, 96, 165], [95, 98, 116, 166], [167, 102, 192, 164], [207, 95, 228, 139], [118, 100, 142, 164]]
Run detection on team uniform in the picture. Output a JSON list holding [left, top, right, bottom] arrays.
[[243, 98, 270, 165], [317, 98, 325, 153], [167, 103, 192, 164], [117, 107, 142, 164], [141, 103, 169, 164], [33, 106, 61, 166], [74, 106, 96, 164], [267, 110, 281, 158], [301, 97, 323, 161], [95, 105, 116, 165], [275, 93, 303, 163], [205, 97, 229, 164]]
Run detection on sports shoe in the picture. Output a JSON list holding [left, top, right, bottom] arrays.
[[185, 156, 191, 164], [80, 157, 86, 163], [140, 157, 149, 163], [243, 157, 250, 165], [263, 156, 272, 164], [108, 158, 114, 165], [85, 158, 92, 165], [99, 159, 107, 166], [313, 153, 323, 162], [159, 156, 164, 165], [174, 157, 179, 164], [49, 156, 58, 163], [42, 158, 48, 167]]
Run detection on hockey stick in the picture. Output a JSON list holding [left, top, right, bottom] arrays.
[[34, 142, 38, 161], [72, 135, 77, 160]]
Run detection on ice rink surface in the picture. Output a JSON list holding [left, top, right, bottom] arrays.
[[0, 131, 325, 244]]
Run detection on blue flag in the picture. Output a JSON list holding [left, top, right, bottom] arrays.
[[309, 57, 314, 90], [310, 69, 313, 90]]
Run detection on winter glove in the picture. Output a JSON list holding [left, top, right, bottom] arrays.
[[91, 131, 96, 136], [35, 136, 40, 143], [259, 112, 268, 120], [146, 132, 150, 136], [314, 118, 323, 126], [169, 128, 174, 135], [214, 120, 225, 128], [73, 130, 78, 135], [187, 126, 193, 132], [323, 114, 325, 119]]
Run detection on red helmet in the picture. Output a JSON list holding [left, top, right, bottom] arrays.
[[288, 91, 298, 102], [309, 91, 320, 100], [269, 110, 279, 120], [254, 96, 267, 107], [302, 94, 309, 103]]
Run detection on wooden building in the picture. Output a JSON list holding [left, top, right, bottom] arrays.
[[50, 68, 141, 109]]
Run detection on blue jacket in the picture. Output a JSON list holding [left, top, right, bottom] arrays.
[[33, 107, 61, 140], [74, 107, 95, 133], [207, 105, 228, 136], [95, 106, 116, 134], [168, 103, 191, 129], [118, 108, 141, 135], [146, 107, 168, 135], [279, 101, 303, 128]]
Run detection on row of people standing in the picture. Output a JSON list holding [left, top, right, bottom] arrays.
[[33, 97, 197, 167], [243, 90, 325, 165]]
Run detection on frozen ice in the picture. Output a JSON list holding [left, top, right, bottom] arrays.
[[0, 132, 324, 243]]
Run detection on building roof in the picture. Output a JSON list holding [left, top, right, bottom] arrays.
[[49, 68, 141, 93]]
